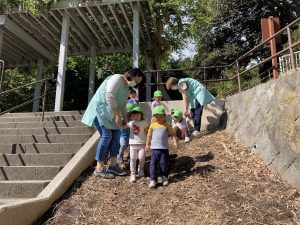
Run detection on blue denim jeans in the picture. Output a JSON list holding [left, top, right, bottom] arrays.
[[119, 136, 129, 156], [94, 118, 120, 161]]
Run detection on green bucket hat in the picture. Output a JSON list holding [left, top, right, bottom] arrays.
[[130, 105, 143, 113], [153, 105, 165, 115], [153, 90, 162, 97], [171, 108, 180, 114], [173, 110, 183, 117], [126, 103, 133, 112]]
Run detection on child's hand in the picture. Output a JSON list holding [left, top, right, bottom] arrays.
[[145, 145, 150, 152]]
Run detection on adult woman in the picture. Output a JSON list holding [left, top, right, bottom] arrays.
[[166, 77, 215, 137], [82, 68, 145, 179]]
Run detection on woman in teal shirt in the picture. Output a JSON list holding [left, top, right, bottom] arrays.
[[82, 68, 145, 179], [166, 77, 215, 137]]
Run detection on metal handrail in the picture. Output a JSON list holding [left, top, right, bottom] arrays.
[[0, 77, 51, 121], [146, 17, 300, 94], [0, 60, 4, 93]]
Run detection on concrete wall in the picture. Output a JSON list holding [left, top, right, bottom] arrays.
[[225, 71, 300, 188], [140, 99, 225, 132]]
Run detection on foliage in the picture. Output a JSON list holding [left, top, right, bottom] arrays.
[[0, 0, 55, 14]]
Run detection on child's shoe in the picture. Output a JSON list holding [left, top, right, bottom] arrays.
[[184, 136, 191, 143], [94, 168, 115, 179], [149, 180, 157, 188], [107, 165, 126, 176], [162, 176, 169, 186], [130, 174, 137, 183], [138, 168, 145, 177], [192, 130, 201, 137]]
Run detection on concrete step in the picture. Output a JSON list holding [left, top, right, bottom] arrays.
[[0, 115, 83, 123], [0, 180, 51, 198], [0, 198, 27, 205], [0, 134, 92, 144], [0, 143, 84, 154], [0, 120, 85, 128], [0, 153, 74, 166], [0, 111, 84, 118], [0, 127, 95, 135], [0, 166, 62, 180]]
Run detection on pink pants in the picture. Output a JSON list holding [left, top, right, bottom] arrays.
[[130, 144, 146, 175]]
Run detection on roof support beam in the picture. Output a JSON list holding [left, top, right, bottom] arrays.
[[108, 5, 131, 47], [64, 9, 93, 47], [97, 6, 123, 48], [52, 0, 146, 10], [52, 10, 88, 51], [17, 14, 58, 52], [0, 15, 55, 62], [86, 6, 115, 49], [75, 7, 107, 48], [55, 13, 70, 112], [132, 2, 140, 68]]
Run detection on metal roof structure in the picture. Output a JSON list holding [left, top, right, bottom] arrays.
[[0, 0, 155, 68]]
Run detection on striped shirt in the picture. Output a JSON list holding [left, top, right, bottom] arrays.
[[147, 121, 173, 149]]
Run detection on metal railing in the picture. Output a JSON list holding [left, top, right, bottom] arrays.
[[0, 77, 51, 121], [279, 50, 300, 74], [0, 60, 4, 93], [146, 17, 300, 96]]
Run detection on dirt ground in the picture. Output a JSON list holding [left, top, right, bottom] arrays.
[[35, 130, 300, 225]]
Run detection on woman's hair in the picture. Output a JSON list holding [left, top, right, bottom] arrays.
[[124, 68, 144, 81], [166, 77, 179, 89]]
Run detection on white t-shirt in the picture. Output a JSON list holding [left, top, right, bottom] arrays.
[[128, 120, 148, 144]]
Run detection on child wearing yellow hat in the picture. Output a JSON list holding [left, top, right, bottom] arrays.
[[146, 106, 178, 188]]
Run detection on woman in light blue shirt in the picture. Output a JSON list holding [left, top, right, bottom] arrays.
[[166, 77, 215, 137], [82, 68, 145, 179]]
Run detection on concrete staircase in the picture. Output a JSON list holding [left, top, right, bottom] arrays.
[[0, 111, 95, 203]]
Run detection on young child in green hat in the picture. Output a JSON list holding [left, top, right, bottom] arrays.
[[127, 105, 149, 183], [151, 90, 163, 110], [171, 109, 191, 143], [146, 105, 178, 188]]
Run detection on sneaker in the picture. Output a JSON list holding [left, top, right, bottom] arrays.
[[184, 136, 191, 143], [192, 130, 201, 137], [130, 174, 137, 183], [138, 169, 145, 177], [117, 155, 123, 163], [162, 176, 169, 186], [107, 165, 126, 176], [149, 180, 157, 188], [94, 168, 115, 179]]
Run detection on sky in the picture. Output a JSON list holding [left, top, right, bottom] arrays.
[[170, 39, 197, 60]]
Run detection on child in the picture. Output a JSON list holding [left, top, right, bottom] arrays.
[[151, 90, 162, 109], [128, 88, 139, 105], [146, 106, 178, 188], [117, 103, 133, 163], [171, 109, 191, 143], [127, 105, 149, 183]]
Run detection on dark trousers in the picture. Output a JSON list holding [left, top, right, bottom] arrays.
[[190, 99, 204, 132], [150, 149, 169, 181]]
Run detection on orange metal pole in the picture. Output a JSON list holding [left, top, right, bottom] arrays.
[[268, 17, 278, 79]]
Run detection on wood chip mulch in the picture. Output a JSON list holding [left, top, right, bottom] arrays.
[[35, 130, 300, 225]]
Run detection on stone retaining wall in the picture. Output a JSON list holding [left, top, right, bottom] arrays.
[[225, 72, 300, 188]]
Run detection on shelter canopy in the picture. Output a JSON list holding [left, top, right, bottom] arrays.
[[0, 0, 155, 68]]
